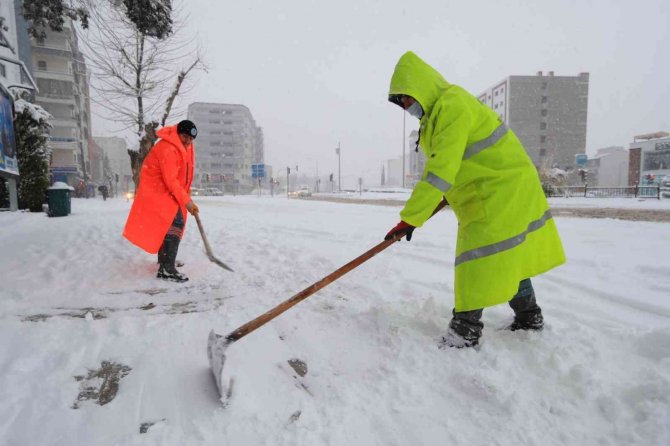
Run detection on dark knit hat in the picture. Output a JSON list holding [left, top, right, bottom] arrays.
[[177, 120, 197, 138]]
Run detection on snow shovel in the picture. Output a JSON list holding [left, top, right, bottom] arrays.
[[207, 237, 397, 398], [194, 213, 234, 272], [207, 199, 448, 399]]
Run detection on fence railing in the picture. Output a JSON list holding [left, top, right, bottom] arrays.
[[545, 185, 661, 199]]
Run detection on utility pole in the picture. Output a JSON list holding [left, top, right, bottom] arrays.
[[402, 111, 406, 188], [336, 142, 341, 192], [286, 167, 290, 199]]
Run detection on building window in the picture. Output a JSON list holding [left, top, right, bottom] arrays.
[[37, 61, 48, 71], [541, 109, 548, 117], [539, 148, 546, 157], [540, 136, 547, 143], [541, 96, 548, 103], [542, 81, 547, 90], [540, 122, 547, 130], [0, 63, 6, 78]]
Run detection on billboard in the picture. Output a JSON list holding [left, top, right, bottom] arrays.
[[0, 86, 19, 177]]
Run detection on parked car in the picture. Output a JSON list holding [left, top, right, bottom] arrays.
[[204, 188, 224, 196], [290, 186, 312, 198], [190, 187, 204, 196], [297, 185, 312, 197], [660, 175, 670, 198]]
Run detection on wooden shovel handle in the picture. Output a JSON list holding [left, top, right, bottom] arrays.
[[225, 237, 397, 342], [224, 197, 449, 343]]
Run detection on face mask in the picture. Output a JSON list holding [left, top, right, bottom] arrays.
[[406, 101, 424, 119]]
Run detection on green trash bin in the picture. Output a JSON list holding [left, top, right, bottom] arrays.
[[47, 182, 74, 217]]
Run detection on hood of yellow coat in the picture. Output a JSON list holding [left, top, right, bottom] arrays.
[[388, 51, 452, 117]]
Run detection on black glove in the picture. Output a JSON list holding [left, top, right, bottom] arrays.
[[384, 221, 416, 241]]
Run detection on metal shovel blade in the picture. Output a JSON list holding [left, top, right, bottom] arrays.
[[207, 330, 233, 399], [195, 214, 234, 273], [207, 253, 234, 272]]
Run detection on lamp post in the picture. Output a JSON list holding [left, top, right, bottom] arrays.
[[402, 111, 406, 188], [335, 142, 341, 192], [286, 166, 290, 199]]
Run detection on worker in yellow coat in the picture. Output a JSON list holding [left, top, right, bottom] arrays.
[[384, 51, 566, 348]]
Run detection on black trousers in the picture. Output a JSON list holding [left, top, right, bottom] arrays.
[[158, 210, 184, 270], [450, 279, 541, 338]]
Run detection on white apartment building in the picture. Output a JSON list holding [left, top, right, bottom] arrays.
[[187, 102, 264, 194], [31, 20, 91, 187], [407, 129, 426, 188], [478, 71, 589, 170], [586, 146, 629, 187], [94, 136, 132, 193]]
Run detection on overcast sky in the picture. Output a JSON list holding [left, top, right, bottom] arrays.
[[92, 0, 670, 188]]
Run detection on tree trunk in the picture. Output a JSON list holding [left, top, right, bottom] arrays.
[[130, 122, 158, 191]]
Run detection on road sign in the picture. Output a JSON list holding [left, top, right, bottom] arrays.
[[575, 154, 588, 167], [251, 163, 266, 179]]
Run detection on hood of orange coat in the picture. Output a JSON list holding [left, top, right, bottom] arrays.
[[156, 125, 191, 151]]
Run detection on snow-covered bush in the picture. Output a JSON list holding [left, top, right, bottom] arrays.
[[14, 99, 52, 212]]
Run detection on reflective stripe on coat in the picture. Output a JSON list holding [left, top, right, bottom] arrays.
[[123, 125, 195, 254], [389, 51, 565, 311]]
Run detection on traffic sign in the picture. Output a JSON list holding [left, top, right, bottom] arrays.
[[251, 163, 266, 178]]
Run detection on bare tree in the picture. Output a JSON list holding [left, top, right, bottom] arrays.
[[79, 0, 204, 188]]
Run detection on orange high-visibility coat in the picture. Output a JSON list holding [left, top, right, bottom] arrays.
[[123, 125, 195, 254]]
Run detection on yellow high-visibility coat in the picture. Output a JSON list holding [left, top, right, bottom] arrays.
[[389, 51, 565, 311]]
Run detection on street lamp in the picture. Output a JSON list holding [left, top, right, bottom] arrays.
[[335, 142, 341, 192], [402, 111, 406, 188]]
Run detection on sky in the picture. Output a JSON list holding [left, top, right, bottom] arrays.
[[1, 196, 669, 444], [91, 0, 670, 189]]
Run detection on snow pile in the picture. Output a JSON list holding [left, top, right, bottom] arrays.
[[0, 197, 668, 445]]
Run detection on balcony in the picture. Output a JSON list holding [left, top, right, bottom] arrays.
[[49, 117, 78, 127], [32, 45, 72, 58], [34, 69, 75, 83], [48, 139, 78, 151], [36, 93, 76, 105]]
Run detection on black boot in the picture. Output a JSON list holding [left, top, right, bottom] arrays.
[[157, 244, 184, 268], [157, 237, 188, 283], [440, 308, 483, 348], [508, 279, 543, 331]]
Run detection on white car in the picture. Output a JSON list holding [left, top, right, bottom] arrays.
[[204, 188, 224, 196], [288, 187, 312, 198], [660, 175, 670, 198]]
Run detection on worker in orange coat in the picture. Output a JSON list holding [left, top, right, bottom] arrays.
[[123, 120, 199, 282]]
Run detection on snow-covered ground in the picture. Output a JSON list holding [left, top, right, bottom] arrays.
[[0, 196, 669, 445]]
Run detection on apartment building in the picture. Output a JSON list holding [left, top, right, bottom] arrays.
[[187, 102, 264, 193], [30, 20, 91, 186], [478, 71, 589, 170], [586, 146, 629, 187], [407, 129, 426, 188], [94, 136, 132, 193]]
